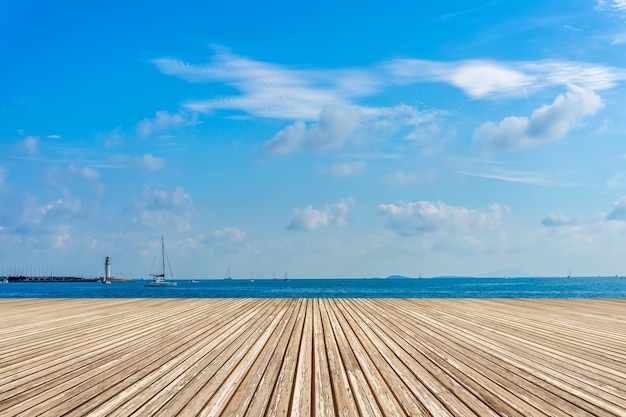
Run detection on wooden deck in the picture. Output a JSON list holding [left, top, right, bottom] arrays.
[[1, 298, 625, 416]]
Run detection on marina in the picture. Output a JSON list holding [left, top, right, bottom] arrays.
[[1, 298, 625, 416]]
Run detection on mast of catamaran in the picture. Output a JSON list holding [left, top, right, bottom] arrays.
[[161, 237, 165, 277]]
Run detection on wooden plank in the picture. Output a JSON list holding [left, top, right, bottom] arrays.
[[0, 298, 625, 417]]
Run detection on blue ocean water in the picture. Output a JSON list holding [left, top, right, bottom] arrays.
[[1, 277, 625, 298]]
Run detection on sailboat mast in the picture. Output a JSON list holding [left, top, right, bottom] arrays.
[[161, 237, 165, 276]]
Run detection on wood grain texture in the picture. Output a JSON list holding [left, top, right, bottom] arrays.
[[1, 298, 625, 416]]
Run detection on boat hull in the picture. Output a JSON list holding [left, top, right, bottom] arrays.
[[144, 281, 177, 287]]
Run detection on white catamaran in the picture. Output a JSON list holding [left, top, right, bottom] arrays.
[[145, 237, 177, 287]]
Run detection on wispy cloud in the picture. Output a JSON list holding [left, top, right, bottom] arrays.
[[324, 161, 366, 178], [383, 59, 625, 99], [597, 0, 626, 12], [458, 168, 578, 187], [154, 49, 626, 120], [385, 170, 436, 186]]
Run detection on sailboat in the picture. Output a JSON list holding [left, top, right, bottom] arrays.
[[224, 266, 232, 280], [145, 237, 176, 287]]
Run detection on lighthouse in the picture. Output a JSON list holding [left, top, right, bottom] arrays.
[[104, 256, 111, 283]]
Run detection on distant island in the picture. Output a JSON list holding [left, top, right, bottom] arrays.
[[385, 275, 414, 280]]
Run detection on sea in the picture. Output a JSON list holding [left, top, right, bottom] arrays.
[[1, 277, 626, 298]]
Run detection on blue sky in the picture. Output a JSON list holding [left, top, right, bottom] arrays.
[[2, 0, 626, 278]]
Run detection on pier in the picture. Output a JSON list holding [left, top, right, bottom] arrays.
[[1, 298, 625, 416]]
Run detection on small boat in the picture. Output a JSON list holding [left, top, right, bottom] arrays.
[[283, 272, 289, 281], [145, 237, 177, 287], [0, 277, 8, 284], [224, 266, 232, 280]]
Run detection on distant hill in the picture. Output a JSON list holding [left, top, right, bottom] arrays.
[[385, 275, 412, 280]]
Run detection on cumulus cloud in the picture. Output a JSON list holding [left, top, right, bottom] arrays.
[[378, 200, 508, 236], [303, 107, 361, 151], [263, 107, 362, 155], [538, 197, 626, 246], [377, 200, 509, 250], [137, 110, 194, 138], [262, 121, 306, 155], [540, 196, 626, 245], [133, 186, 195, 231], [135, 154, 165, 171], [263, 104, 430, 156], [473, 85, 603, 151], [287, 199, 352, 231]]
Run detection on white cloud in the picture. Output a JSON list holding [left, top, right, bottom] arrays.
[[303, 107, 361, 151], [208, 226, 248, 243], [385, 171, 435, 186], [458, 168, 573, 187], [47, 135, 61, 139], [385, 59, 625, 98], [135, 154, 165, 171], [262, 107, 360, 155], [377, 200, 508, 236], [20, 136, 38, 155], [133, 186, 195, 232], [473, 85, 603, 151], [154, 50, 350, 121], [155, 50, 626, 123], [541, 213, 580, 227], [262, 121, 306, 155], [326, 161, 366, 178], [80, 167, 100, 180], [538, 197, 626, 247], [263, 104, 430, 156], [597, 0, 626, 12], [104, 127, 124, 147], [69, 165, 100, 180], [377, 200, 509, 251], [137, 110, 194, 138], [10, 190, 95, 241], [287, 199, 352, 231]]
